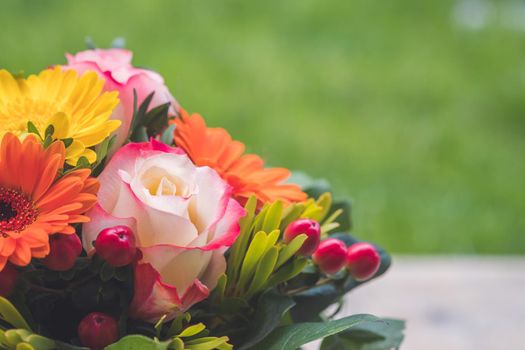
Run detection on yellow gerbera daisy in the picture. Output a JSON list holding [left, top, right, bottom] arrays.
[[0, 67, 120, 165]]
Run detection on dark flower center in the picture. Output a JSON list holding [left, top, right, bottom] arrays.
[[0, 200, 17, 221], [0, 187, 38, 237]]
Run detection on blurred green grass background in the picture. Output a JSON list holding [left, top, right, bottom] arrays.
[[1, 0, 524, 253]]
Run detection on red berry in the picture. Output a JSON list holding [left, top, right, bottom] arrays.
[[42, 234, 82, 271], [312, 238, 347, 274], [284, 219, 321, 256], [0, 264, 18, 297], [346, 242, 381, 281], [95, 226, 137, 267], [78, 312, 118, 350]]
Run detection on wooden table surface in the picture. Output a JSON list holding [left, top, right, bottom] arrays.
[[305, 256, 525, 350]]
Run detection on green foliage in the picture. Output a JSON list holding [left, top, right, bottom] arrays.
[[320, 318, 405, 350], [105, 336, 171, 350], [115, 314, 233, 350], [250, 314, 381, 350], [0, 298, 232, 350], [0, 297, 31, 331], [0, 329, 55, 350], [290, 232, 391, 323], [26, 121, 41, 139], [92, 135, 117, 176], [129, 91, 172, 143], [0, 298, 87, 350], [224, 197, 325, 299], [236, 291, 295, 350]]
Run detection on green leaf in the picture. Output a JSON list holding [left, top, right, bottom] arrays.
[[160, 124, 176, 145], [76, 156, 90, 169], [0, 329, 70, 350], [237, 231, 268, 292], [251, 314, 380, 350], [265, 230, 280, 251], [280, 203, 306, 232], [43, 134, 53, 148], [23, 333, 56, 350], [211, 274, 227, 302], [178, 323, 206, 337], [314, 193, 333, 222], [226, 196, 257, 285], [267, 258, 307, 288], [262, 201, 283, 233], [246, 246, 279, 297], [95, 135, 116, 163], [0, 297, 31, 330], [131, 126, 149, 142], [321, 209, 343, 234], [210, 297, 250, 315], [167, 313, 191, 338], [105, 335, 171, 350], [275, 234, 307, 269], [184, 336, 232, 350], [143, 103, 170, 136], [330, 199, 352, 232], [251, 205, 270, 234], [129, 91, 154, 135], [170, 338, 184, 350], [26, 121, 41, 139], [15, 342, 35, 350], [321, 318, 405, 350], [44, 124, 54, 138], [61, 138, 74, 148], [237, 290, 295, 350]]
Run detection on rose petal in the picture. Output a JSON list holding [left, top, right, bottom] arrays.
[[140, 243, 212, 294], [66, 49, 133, 77], [199, 250, 227, 291], [129, 262, 209, 322], [189, 166, 233, 233], [97, 142, 184, 212], [111, 180, 198, 248], [129, 262, 182, 322]]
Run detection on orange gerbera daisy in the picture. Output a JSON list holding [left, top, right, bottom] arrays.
[[0, 133, 99, 271], [173, 109, 307, 206]]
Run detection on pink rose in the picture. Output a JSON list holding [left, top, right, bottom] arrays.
[[64, 49, 179, 150], [82, 140, 245, 322]]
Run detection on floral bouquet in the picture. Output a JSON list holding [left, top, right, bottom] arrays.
[[0, 44, 404, 350]]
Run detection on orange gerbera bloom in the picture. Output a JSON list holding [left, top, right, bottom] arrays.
[[173, 109, 307, 206], [0, 133, 99, 271]]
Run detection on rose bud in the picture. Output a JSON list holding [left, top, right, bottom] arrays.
[[0, 264, 18, 297], [42, 234, 82, 271], [312, 238, 347, 274], [78, 312, 118, 350], [284, 219, 321, 256], [95, 226, 137, 267], [346, 242, 381, 281]]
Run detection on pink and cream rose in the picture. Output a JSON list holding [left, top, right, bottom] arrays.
[[63, 48, 179, 150], [82, 140, 245, 322]]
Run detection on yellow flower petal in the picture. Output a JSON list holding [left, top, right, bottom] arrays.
[[67, 140, 87, 159], [0, 67, 120, 164], [48, 112, 71, 139], [67, 147, 97, 166]]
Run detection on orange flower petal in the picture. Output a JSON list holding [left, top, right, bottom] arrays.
[[173, 110, 307, 206], [0, 133, 98, 271]]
